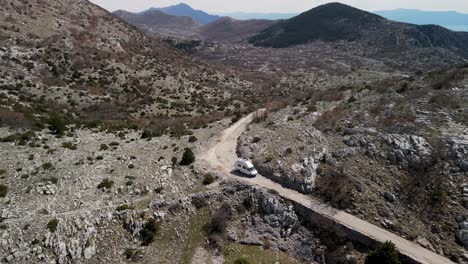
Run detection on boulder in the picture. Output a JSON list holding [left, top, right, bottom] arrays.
[[384, 192, 396, 203], [457, 229, 468, 247]]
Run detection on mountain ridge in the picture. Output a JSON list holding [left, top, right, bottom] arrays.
[[142, 3, 220, 25]]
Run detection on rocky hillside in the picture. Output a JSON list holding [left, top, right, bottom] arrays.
[[249, 2, 468, 59], [0, 0, 256, 134], [113, 9, 200, 39], [238, 66, 468, 262]]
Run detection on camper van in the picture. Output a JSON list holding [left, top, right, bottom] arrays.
[[234, 159, 258, 177]]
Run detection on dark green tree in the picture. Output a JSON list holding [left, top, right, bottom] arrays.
[[180, 148, 195, 166], [365, 241, 401, 264]]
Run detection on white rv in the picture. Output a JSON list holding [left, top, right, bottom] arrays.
[[234, 158, 258, 176]]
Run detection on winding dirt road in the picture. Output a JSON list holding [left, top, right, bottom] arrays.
[[199, 112, 453, 264]]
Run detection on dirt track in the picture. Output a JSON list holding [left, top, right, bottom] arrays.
[[199, 112, 454, 264]]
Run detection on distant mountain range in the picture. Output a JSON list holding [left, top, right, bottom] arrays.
[[375, 9, 468, 32], [114, 9, 274, 43], [135, 3, 468, 33], [140, 3, 220, 25], [114, 9, 200, 38]]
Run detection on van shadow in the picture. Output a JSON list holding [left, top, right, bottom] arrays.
[[230, 170, 256, 179]]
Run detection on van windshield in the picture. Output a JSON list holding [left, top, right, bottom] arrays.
[[248, 167, 256, 171]]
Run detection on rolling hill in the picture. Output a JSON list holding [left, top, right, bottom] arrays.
[[249, 2, 468, 58]]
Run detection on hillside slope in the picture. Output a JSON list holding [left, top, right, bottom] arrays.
[[249, 2, 468, 58], [113, 9, 200, 39], [0, 0, 254, 132]]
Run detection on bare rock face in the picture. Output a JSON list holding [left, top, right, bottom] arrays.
[[384, 134, 432, 166]]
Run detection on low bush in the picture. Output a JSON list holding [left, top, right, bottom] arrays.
[[47, 218, 59, 232], [97, 178, 114, 189], [0, 184, 7, 197], [42, 176, 59, 184], [188, 135, 198, 143], [42, 162, 54, 170], [208, 203, 230, 235], [365, 241, 401, 264], [47, 114, 67, 135], [116, 204, 132, 211], [140, 218, 160, 246], [191, 196, 208, 209], [234, 258, 251, 264], [61, 142, 77, 150], [202, 174, 215, 185], [99, 144, 109, 151]]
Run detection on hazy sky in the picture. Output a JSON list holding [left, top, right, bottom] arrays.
[[89, 0, 468, 13]]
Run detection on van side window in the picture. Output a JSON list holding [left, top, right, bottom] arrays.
[[242, 166, 246, 169]]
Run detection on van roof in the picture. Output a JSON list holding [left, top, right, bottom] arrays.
[[237, 159, 254, 168], [244, 161, 254, 168]]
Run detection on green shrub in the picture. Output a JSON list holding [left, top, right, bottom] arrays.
[[43, 176, 58, 184], [28, 154, 34, 160], [171, 157, 178, 167], [47, 114, 67, 135], [99, 144, 109, 151], [202, 174, 215, 185], [365, 241, 401, 264], [42, 162, 54, 170], [140, 218, 160, 246], [188, 136, 198, 143], [116, 204, 132, 211], [234, 258, 251, 264], [124, 248, 141, 260], [61, 142, 77, 150], [97, 178, 114, 189], [180, 148, 195, 166], [154, 186, 164, 194], [0, 184, 7, 197], [47, 218, 59, 232], [191, 196, 208, 209]]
